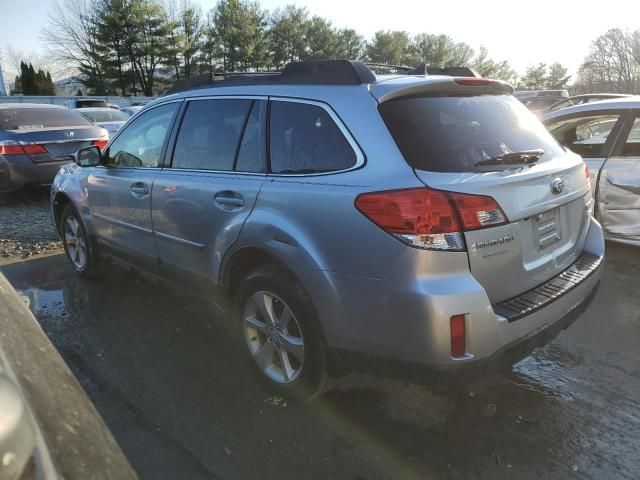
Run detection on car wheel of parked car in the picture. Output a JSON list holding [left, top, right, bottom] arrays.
[[61, 205, 101, 278], [235, 265, 329, 400]]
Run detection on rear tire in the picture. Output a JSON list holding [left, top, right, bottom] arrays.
[[60, 204, 102, 278], [234, 264, 330, 400]]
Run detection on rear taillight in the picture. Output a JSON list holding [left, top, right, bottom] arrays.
[[584, 164, 592, 192], [93, 139, 108, 149], [21, 144, 47, 155], [448, 193, 507, 231], [355, 187, 508, 250], [0, 143, 47, 156], [450, 315, 466, 358], [355, 188, 464, 250]]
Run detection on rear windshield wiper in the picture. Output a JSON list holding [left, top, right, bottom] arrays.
[[474, 149, 544, 167]]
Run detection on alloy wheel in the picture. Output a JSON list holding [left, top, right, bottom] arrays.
[[243, 291, 305, 384], [64, 216, 87, 270]]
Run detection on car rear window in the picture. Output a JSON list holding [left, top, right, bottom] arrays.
[[81, 110, 129, 122], [76, 100, 108, 108], [0, 108, 93, 131], [379, 95, 565, 172]]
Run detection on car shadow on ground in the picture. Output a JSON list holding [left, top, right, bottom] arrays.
[[2, 245, 639, 480]]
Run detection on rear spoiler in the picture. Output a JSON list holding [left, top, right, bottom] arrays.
[[371, 76, 514, 104]]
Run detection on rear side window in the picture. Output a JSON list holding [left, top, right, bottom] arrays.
[[172, 99, 252, 171], [0, 108, 93, 131], [545, 114, 622, 158], [269, 101, 356, 174], [379, 95, 565, 172]]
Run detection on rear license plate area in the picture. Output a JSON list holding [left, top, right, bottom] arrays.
[[535, 207, 561, 249]]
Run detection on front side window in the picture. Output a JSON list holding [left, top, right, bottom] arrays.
[[105, 103, 178, 168], [172, 99, 253, 171], [545, 114, 621, 158], [622, 116, 640, 157], [269, 101, 356, 174]]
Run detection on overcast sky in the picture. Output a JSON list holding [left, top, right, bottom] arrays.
[[2, 0, 640, 80]]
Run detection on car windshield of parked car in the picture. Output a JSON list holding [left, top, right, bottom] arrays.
[[0, 108, 93, 131], [379, 94, 565, 172], [81, 110, 129, 123]]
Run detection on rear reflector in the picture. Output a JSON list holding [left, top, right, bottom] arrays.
[[0, 143, 47, 155], [450, 315, 466, 358], [93, 139, 108, 149], [355, 187, 507, 250]]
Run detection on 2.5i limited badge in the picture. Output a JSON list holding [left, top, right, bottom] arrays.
[[473, 234, 516, 250]]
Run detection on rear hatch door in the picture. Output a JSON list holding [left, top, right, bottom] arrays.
[[378, 88, 592, 303]]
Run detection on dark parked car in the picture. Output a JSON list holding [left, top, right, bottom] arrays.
[[0, 104, 108, 196]]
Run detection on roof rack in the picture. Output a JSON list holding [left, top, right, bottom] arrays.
[[165, 60, 376, 94], [164, 60, 481, 95]]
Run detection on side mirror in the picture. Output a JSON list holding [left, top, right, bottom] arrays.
[[75, 146, 101, 167]]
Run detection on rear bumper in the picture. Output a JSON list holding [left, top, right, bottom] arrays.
[[0, 155, 69, 193], [329, 280, 600, 381], [298, 216, 605, 374]]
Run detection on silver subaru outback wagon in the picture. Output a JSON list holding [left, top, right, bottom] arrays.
[[51, 60, 604, 398]]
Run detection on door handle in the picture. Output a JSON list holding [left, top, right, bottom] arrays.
[[214, 191, 244, 208], [130, 182, 149, 198]]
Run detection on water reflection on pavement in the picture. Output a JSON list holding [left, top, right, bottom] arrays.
[[3, 242, 639, 480]]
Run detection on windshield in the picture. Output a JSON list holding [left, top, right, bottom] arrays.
[[0, 108, 94, 131], [379, 94, 565, 172], [81, 110, 128, 123]]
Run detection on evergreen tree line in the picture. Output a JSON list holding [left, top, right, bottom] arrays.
[[13, 61, 56, 95], [43, 0, 521, 96]]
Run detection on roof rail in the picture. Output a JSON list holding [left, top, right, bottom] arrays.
[[165, 60, 375, 94]]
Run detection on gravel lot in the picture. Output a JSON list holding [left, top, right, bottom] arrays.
[[0, 188, 63, 261]]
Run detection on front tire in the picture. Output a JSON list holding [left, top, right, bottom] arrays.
[[235, 265, 329, 400], [60, 204, 101, 278]]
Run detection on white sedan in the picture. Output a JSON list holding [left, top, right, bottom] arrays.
[[542, 97, 640, 245], [76, 107, 129, 135]]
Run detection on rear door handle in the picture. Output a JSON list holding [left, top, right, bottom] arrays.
[[214, 191, 244, 208], [130, 182, 149, 198]]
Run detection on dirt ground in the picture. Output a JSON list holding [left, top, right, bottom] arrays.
[[0, 188, 62, 261]]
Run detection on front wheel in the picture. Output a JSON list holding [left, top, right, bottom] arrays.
[[235, 265, 329, 400], [60, 205, 101, 277]]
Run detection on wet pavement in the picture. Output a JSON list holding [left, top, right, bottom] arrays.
[[2, 242, 639, 480]]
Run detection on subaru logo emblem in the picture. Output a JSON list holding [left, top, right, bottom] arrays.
[[550, 177, 564, 195]]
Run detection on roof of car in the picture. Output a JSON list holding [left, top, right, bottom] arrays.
[[0, 103, 66, 109], [541, 96, 640, 121]]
